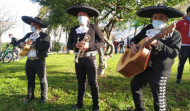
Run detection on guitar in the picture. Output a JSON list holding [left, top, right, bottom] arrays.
[[116, 23, 176, 78], [19, 38, 33, 56]]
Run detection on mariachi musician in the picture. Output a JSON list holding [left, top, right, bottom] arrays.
[[129, 3, 184, 111], [66, 6, 105, 111], [17, 16, 50, 104]]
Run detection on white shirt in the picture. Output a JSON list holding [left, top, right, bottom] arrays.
[[146, 29, 161, 38], [76, 25, 89, 34]]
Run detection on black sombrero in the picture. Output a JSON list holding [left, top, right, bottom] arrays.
[[21, 16, 48, 28], [66, 6, 100, 17], [137, 3, 185, 18]]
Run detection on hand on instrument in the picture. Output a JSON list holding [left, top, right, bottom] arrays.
[[144, 37, 158, 46], [82, 42, 89, 52], [20, 42, 26, 48], [76, 41, 83, 48], [26, 40, 33, 45], [130, 43, 139, 55]]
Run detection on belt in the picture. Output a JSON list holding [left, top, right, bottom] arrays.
[[75, 51, 97, 57], [28, 57, 40, 60]]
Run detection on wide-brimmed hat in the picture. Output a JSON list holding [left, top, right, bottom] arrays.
[[136, 3, 185, 18], [21, 16, 48, 28], [66, 6, 100, 17]]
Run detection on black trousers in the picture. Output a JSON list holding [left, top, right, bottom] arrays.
[[75, 56, 99, 107], [177, 46, 190, 80], [25, 58, 48, 100], [131, 76, 167, 111]]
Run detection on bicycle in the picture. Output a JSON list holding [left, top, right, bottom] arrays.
[[0, 44, 14, 63], [12, 47, 20, 61]]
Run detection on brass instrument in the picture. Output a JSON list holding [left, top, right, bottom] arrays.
[[75, 34, 90, 63]]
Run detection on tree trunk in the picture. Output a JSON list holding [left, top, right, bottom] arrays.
[[97, 48, 107, 75], [97, 18, 116, 75], [97, 34, 114, 75]]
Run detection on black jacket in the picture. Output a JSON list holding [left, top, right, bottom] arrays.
[[17, 32, 50, 59], [130, 24, 181, 83], [10, 37, 17, 46], [67, 23, 105, 53]]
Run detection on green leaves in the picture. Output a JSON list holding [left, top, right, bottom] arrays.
[[31, 0, 186, 33]]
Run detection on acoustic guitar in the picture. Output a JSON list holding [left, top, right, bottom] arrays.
[[116, 23, 176, 78], [19, 39, 32, 56]]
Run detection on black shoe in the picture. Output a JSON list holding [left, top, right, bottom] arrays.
[[73, 104, 83, 110], [176, 79, 181, 84], [40, 99, 46, 105], [23, 97, 34, 103]]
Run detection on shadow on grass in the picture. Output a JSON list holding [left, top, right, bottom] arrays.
[[1, 68, 189, 110], [98, 75, 131, 93], [0, 93, 83, 111], [0, 62, 25, 74]]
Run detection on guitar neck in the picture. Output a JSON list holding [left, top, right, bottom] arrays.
[[139, 23, 175, 49]]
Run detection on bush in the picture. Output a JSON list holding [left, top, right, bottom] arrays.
[[52, 42, 61, 53]]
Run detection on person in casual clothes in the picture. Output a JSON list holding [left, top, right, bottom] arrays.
[[119, 38, 125, 53], [17, 16, 50, 104], [176, 6, 190, 84], [129, 3, 184, 111], [66, 6, 105, 111], [9, 34, 17, 47], [113, 40, 119, 54]]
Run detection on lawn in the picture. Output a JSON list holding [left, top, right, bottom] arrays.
[[0, 54, 189, 111]]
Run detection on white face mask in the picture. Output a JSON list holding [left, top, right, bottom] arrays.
[[152, 20, 166, 29], [30, 26, 36, 32], [78, 16, 89, 25]]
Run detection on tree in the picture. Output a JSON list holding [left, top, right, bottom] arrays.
[[0, 8, 17, 52], [30, 0, 186, 75]]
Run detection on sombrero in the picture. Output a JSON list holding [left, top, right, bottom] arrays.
[[21, 16, 48, 28], [137, 3, 185, 18], [66, 6, 100, 17]]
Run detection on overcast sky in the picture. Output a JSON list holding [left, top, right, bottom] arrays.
[[0, 0, 39, 43]]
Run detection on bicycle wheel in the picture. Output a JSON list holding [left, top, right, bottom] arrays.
[[3, 51, 13, 63]]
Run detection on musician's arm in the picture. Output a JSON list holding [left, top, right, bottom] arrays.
[[151, 30, 181, 59], [17, 33, 32, 48], [130, 25, 152, 45], [89, 24, 105, 50], [67, 27, 76, 50], [35, 34, 50, 51]]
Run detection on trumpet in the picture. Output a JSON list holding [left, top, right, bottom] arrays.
[[75, 34, 90, 63]]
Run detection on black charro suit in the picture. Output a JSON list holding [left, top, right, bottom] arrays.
[[129, 24, 181, 111], [67, 24, 105, 52], [17, 31, 50, 101], [18, 32, 50, 58], [67, 23, 105, 110]]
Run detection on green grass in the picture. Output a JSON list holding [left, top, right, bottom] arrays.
[[0, 54, 190, 111]]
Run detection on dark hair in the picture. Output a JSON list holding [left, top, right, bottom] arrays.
[[9, 34, 13, 36], [187, 6, 190, 13]]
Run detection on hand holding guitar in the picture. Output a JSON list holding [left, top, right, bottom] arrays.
[[130, 43, 140, 55], [20, 42, 25, 49], [19, 39, 33, 56], [26, 40, 33, 45]]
